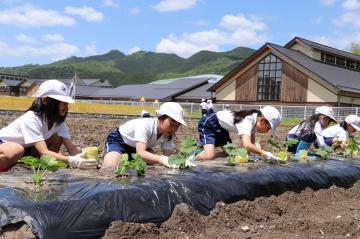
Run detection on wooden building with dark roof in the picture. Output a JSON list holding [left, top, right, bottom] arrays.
[[209, 37, 360, 106]]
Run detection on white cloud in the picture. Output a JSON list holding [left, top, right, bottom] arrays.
[[0, 40, 80, 61], [156, 14, 268, 58], [319, 0, 336, 6], [65, 6, 104, 22], [129, 7, 140, 15], [308, 33, 360, 51], [102, 0, 119, 7], [0, 5, 75, 27], [128, 46, 141, 54], [342, 0, 360, 9], [334, 12, 360, 27], [85, 41, 97, 56], [42, 33, 64, 42], [152, 0, 197, 12], [14, 33, 37, 44], [220, 14, 267, 31]]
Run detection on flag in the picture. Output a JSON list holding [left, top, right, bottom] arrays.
[[68, 72, 77, 101]]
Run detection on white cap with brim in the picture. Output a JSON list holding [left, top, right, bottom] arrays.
[[345, 115, 360, 131], [36, 80, 75, 104], [260, 106, 281, 135], [158, 102, 186, 126], [315, 106, 336, 122]]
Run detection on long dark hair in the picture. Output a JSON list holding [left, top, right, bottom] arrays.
[[27, 97, 67, 124], [232, 109, 262, 124], [296, 114, 321, 136]]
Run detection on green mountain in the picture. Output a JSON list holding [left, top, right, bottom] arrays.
[[0, 47, 255, 86]]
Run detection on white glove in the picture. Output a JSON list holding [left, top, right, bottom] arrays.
[[185, 159, 197, 168], [68, 152, 98, 169], [262, 151, 282, 163], [159, 155, 179, 169]]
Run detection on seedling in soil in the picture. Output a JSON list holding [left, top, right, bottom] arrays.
[[313, 146, 334, 160], [344, 137, 360, 158], [116, 153, 147, 177], [169, 137, 197, 169], [223, 143, 248, 166], [267, 138, 299, 162], [18, 155, 66, 186]]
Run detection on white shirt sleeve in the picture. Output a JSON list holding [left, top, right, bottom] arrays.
[[314, 122, 326, 147], [56, 123, 71, 139], [19, 114, 44, 144]]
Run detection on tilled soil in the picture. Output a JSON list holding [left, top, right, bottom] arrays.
[[1, 114, 360, 239]]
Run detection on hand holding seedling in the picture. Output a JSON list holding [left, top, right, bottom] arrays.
[[168, 137, 198, 169], [68, 152, 97, 169]]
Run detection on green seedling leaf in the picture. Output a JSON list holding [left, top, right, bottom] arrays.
[[314, 149, 328, 159], [116, 153, 146, 176], [169, 153, 186, 166], [18, 155, 63, 187], [323, 146, 334, 153], [285, 138, 299, 147], [179, 137, 197, 154]]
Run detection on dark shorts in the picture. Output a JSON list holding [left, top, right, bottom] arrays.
[[314, 137, 334, 148], [0, 139, 3, 144], [198, 113, 231, 147], [104, 128, 136, 156]]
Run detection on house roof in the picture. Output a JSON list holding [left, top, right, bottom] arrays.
[[209, 39, 360, 95], [285, 37, 360, 62], [1, 79, 24, 86], [90, 76, 217, 101], [174, 82, 215, 100], [269, 43, 360, 93]]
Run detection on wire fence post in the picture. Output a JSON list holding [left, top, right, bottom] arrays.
[[280, 106, 283, 118], [356, 107, 358, 116], [190, 103, 193, 114], [304, 106, 307, 120]]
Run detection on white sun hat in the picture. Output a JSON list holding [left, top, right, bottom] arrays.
[[345, 115, 360, 131], [315, 106, 336, 122], [260, 106, 281, 134], [158, 102, 186, 126], [36, 80, 75, 103]]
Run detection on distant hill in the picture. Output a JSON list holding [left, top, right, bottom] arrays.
[[0, 47, 255, 86]]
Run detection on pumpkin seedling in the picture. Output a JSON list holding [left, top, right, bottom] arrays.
[[169, 137, 197, 169], [313, 146, 334, 160], [223, 143, 248, 166], [18, 155, 66, 186], [344, 137, 360, 158], [116, 153, 147, 177]]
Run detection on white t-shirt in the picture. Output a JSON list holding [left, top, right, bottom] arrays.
[[0, 111, 71, 148], [321, 124, 349, 142], [200, 102, 208, 110], [119, 118, 173, 151], [216, 110, 257, 136]]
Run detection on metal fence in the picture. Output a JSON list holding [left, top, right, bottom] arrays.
[[84, 100, 359, 121]]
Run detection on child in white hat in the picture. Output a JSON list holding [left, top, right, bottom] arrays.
[[320, 114, 360, 148], [200, 99, 208, 116], [193, 106, 282, 161], [286, 106, 336, 153], [0, 80, 97, 171], [102, 102, 190, 169]]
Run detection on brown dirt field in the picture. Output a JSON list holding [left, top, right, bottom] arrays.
[[0, 114, 360, 239]]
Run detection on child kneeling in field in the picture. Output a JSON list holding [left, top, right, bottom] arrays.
[[101, 102, 192, 169], [285, 106, 336, 153], [193, 106, 282, 161], [0, 80, 97, 172], [320, 114, 360, 148]]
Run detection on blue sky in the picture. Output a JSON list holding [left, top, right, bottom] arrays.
[[1, 0, 360, 66]]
